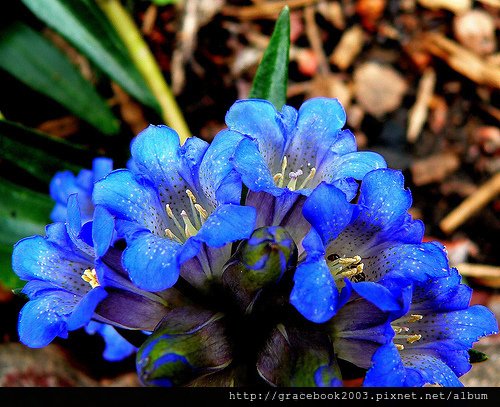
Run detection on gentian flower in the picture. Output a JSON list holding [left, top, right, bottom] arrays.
[[50, 157, 113, 223], [46, 157, 139, 361], [363, 270, 498, 387], [200, 97, 387, 245], [290, 168, 450, 323], [86, 321, 137, 362], [13, 194, 172, 348], [11, 95, 498, 388], [93, 125, 256, 292]]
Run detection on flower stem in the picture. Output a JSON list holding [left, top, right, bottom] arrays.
[[97, 0, 191, 143]]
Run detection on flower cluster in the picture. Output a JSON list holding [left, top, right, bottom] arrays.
[[13, 97, 497, 387]]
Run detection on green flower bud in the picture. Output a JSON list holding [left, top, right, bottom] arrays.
[[136, 306, 232, 387], [257, 324, 342, 387], [222, 226, 297, 312]]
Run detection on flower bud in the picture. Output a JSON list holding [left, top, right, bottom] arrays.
[[222, 226, 297, 312], [136, 307, 232, 386]]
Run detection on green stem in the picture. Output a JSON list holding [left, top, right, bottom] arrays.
[[97, 0, 191, 143]]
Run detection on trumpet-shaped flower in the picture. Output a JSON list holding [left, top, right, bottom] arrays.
[[13, 194, 171, 348], [290, 168, 450, 323], [200, 97, 386, 245], [93, 125, 256, 292], [50, 157, 113, 223], [363, 270, 498, 386]]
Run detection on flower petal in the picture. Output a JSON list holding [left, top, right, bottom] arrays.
[[67, 286, 108, 330], [13, 233, 92, 295], [303, 182, 356, 246], [192, 204, 256, 248], [285, 97, 346, 169], [232, 137, 281, 195], [199, 129, 244, 206], [225, 99, 286, 172], [363, 344, 406, 386], [92, 205, 116, 257], [18, 293, 79, 348], [93, 169, 166, 236], [122, 232, 181, 292], [362, 241, 450, 283], [355, 168, 413, 242], [290, 258, 338, 323]]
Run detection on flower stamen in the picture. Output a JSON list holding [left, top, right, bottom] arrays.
[[408, 314, 423, 323], [395, 344, 405, 351], [81, 268, 100, 289], [166, 204, 187, 239], [165, 228, 183, 243], [181, 210, 198, 238], [194, 204, 208, 221], [287, 170, 303, 191], [328, 255, 365, 281], [298, 167, 316, 190], [186, 189, 201, 229]]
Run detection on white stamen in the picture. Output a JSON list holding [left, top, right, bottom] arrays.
[[166, 204, 186, 238], [165, 228, 183, 243], [181, 210, 198, 237], [298, 167, 316, 190]]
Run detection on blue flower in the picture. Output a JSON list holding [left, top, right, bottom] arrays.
[[93, 125, 257, 292], [50, 157, 113, 223], [86, 321, 137, 362], [199, 97, 387, 244], [363, 269, 498, 387], [13, 194, 171, 348], [290, 168, 450, 323]]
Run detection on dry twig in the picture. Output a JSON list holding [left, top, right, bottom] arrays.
[[422, 32, 500, 89], [407, 68, 436, 143], [440, 172, 500, 234]]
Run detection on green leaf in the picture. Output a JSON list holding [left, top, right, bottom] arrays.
[[248, 6, 290, 110], [21, 0, 159, 111], [0, 22, 119, 135], [469, 349, 489, 363], [0, 177, 53, 289], [151, 0, 178, 5], [0, 120, 88, 184]]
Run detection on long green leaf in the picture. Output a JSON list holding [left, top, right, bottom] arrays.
[[0, 178, 53, 289], [21, 0, 159, 111], [0, 120, 89, 184], [0, 22, 119, 135], [249, 6, 290, 110]]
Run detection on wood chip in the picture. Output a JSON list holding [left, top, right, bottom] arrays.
[[222, 0, 320, 19], [440, 172, 500, 234], [422, 32, 500, 89], [353, 62, 408, 117], [456, 263, 500, 279], [407, 68, 436, 143], [316, 1, 345, 30], [304, 5, 330, 75], [453, 10, 497, 56], [329, 25, 364, 71], [410, 152, 460, 186], [417, 0, 472, 14]]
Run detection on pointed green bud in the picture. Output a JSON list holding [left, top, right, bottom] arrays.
[[257, 324, 342, 387], [222, 226, 297, 312], [136, 306, 232, 387]]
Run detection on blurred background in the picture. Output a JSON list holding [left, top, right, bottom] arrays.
[[0, 0, 498, 386]]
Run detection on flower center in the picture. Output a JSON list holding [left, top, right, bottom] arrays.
[[327, 254, 365, 282], [273, 156, 316, 191], [165, 189, 209, 243], [391, 314, 423, 350], [81, 268, 100, 289]]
